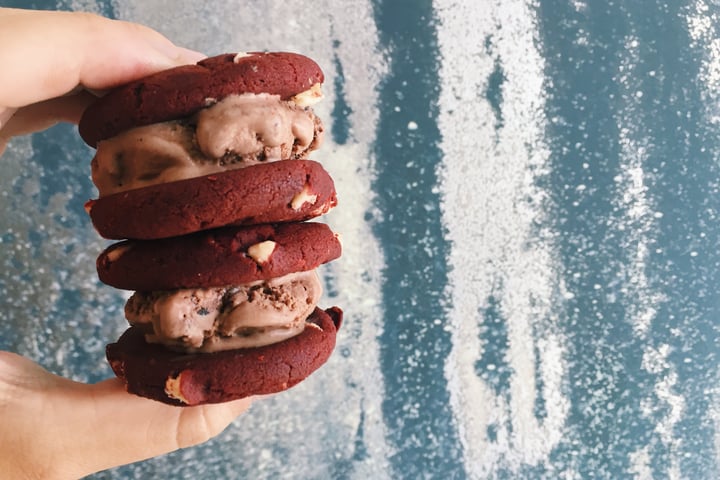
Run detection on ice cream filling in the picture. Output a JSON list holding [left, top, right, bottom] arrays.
[[125, 270, 322, 353], [91, 90, 323, 197]]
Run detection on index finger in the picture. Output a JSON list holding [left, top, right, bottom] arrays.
[[0, 8, 205, 109]]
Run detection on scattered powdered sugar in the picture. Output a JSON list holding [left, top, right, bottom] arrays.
[[687, 0, 720, 125], [0, 133, 127, 382], [435, 0, 569, 476]]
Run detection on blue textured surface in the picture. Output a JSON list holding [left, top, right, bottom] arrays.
[[1, 0, 719, 478]]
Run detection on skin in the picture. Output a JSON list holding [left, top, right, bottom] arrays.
[[0, 8, 252, 479]]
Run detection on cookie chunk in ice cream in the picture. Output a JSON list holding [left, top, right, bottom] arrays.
[[126, 271, 322, 352], [91, 93, 323, 197]]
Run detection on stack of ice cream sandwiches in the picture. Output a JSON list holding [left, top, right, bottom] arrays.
[[78, 52, 342, 406]]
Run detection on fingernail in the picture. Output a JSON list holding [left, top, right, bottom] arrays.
[[175, 47, 207, 64], [0, 108, 16, 129], [151, 37, 206, 66]]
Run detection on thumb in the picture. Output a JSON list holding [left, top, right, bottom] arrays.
[[74, 378, 253, 476], [0, 351, 252, 479], [0, 8, 206, 109]]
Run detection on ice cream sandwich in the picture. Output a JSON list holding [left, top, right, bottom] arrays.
[[80, 52, 336, 240], [104, 222, 342, 406], [79, 52, 343, 405]]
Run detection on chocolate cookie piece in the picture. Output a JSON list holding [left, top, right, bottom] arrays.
[[86, 159, 337, 240], [97, 222, 342, 291], [106, 307, 343, 406], [79, 52, 324, 147]]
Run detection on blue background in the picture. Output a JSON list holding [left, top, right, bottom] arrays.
[[1, 0, 719, 478]]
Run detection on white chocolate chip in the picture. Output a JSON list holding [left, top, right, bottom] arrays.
[[305, 322, 324, 332], [233, 52, 253, 63], [291, 83, 324, 107], [105, 244, 131, 263], [247, 240, 277, 264], [290, 184, 318, 211], [311, 204, 331, 216], [165, 373, 190, 404]]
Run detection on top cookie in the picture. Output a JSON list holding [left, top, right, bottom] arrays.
[[78, 52, 324, 147]]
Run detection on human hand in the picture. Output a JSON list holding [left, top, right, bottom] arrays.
[[0, 8, 252, 479], [0, 7, 204, 154], [0, 352, 252, 479]]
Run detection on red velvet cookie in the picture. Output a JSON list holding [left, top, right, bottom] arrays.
[[79, 52, 324, 147], [86, 159, 337, 240], [97, 222, 342, 291], [106, 307, 343, 406]]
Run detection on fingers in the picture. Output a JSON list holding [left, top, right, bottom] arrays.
[[0, 107, 15, 129], [0, 91, 96, 152], [61, 378, 253, 477], [0, 93, 94, 157], [0, 8, 206, 109], [0, 352, 252, 479]]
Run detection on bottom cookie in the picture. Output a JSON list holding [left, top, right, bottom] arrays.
[[106, 307, 342, 406]]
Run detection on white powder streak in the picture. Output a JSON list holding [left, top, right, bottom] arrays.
[[612, 36, 665, 338], [687, 0, 720, 125], [614, 35, 682, 478], [435, 0, 568, 476], [687, 1, 720, 470], [112, 2, 390, 478], [628, 446, 653, 480], [639, 345, 685, 480], [710, 385, 720, 470]]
